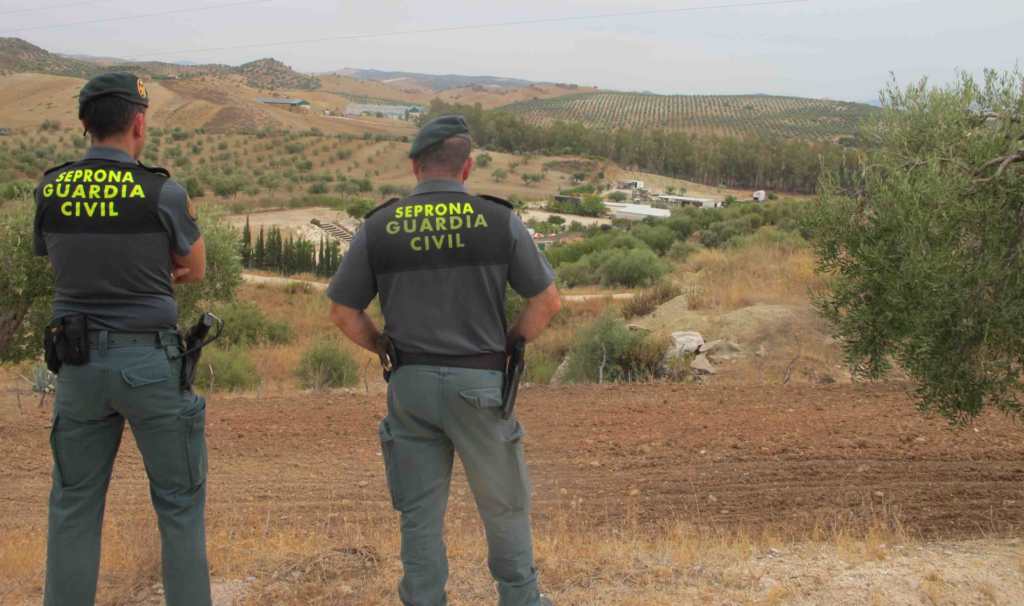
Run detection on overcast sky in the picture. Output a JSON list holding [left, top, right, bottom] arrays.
[[4, 0, 1022, 102]]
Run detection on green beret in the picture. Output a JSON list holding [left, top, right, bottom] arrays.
[[78, 72, 150, 118], [409, 115, 471, 159]]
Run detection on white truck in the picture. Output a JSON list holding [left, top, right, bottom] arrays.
[[752, 190, 767, 202]]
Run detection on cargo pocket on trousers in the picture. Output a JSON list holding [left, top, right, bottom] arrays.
[[379, 419, 403, 511], [121, 359, 171, 387], [179, 403, 208, 489], [459, 388, 503, 409], [49, 415, 67, 488], [504, 421, 531, 511]]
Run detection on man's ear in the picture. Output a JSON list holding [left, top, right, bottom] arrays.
[[461, 157, 474, 182], [133, 111, 146, 138], [411, 157, 421, 177]]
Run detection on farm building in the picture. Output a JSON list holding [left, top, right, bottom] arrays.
[[605, 203, 672, 220], [344, 103, 426, 120], [655, 195, 716, 208], [531, 232, 584, 251], [257, 98, 311, 113], [614, 180, 644, 190]]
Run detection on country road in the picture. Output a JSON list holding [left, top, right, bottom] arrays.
[[241, 273, 635, 301]]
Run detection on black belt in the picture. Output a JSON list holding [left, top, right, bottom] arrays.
[[86, 330, 178, 349], [394, 349, 506, 372]]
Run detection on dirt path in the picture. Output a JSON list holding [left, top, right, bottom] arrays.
[[242, 273, 328, 290], [240, 273, 633, 302], [3, 382, 1021, 538]]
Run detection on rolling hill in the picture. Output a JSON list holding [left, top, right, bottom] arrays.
[[497, 92, 877, 139], [0, 38, 321, 91], [329, 68, 540, 92]]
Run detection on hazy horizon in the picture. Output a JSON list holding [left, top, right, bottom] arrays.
[[5, 0, 1022, 103]]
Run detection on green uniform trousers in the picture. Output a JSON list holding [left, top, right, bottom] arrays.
[[380, 365, 540, 606], [45, 331, 212, 606]]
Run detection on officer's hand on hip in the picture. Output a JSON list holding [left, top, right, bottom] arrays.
[[171, 266, 190, 285]]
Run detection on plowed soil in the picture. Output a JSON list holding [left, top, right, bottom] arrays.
[[2, 382, 1022, 540]]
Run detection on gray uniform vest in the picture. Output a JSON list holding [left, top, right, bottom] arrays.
[[362, 192, 516, 356], [35, 159, 181, 331]]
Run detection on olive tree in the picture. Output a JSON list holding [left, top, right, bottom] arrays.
[[0, 198, 55, 364], [0, 198, 243, 363], [805, 69, 1024, 423]]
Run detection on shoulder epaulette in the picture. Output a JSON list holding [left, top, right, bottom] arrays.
[[43, 161, 75, 176], [137, 161, 171, 178], [476, 194, 514, 210], [364, 197, 403, 220]]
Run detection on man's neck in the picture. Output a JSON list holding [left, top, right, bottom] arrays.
[[417, 174, 463, 184], [90, 138, 136, 159]]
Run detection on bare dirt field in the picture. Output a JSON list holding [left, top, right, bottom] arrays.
[[2, 382, 1022, 604]]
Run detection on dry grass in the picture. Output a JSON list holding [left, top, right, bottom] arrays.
[[0, 499, 931, 605], [224, 284, 381, 396], [681, 240, 829, 312]]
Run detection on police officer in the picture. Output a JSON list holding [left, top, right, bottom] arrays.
[[328, 115, 562, 606], [33, 72, 211, 606]]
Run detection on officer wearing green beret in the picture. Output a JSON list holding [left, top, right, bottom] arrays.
[[328, 115, 562, 605], [33, 72, 212, 605]]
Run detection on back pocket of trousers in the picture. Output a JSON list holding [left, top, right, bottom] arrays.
[[379, 419, 402, 511], [179, 402, 208, 489], [122, 358, 171, 388]]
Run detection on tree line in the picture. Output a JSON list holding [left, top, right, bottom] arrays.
[[422, 99, 862, 194], [240, 217, 342, 278]]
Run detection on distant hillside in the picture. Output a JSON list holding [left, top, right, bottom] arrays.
[[56, 53, 129, 64], [328, 68, 541, 92], [0, 38, 320, 91], [497, 92, 878, 139], [237, 58, 320, 91]]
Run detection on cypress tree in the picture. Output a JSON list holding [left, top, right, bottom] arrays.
[[241, 215, 252, 268], [255, 225, 265, 270]]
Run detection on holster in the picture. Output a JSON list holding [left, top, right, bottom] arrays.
[[44, 315, 90, 374], [378, 335, 397, 383], [176, 312, 220, 391]]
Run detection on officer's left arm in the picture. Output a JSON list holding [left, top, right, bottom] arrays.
[[157, 179, 203, 282], [329, 302, 383, 353]]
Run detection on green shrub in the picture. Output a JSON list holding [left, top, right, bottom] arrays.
[[195, 347, 261, 392], [295, 339, 360, 391], [669, 241, 701, 262], [214, 301, 292, 347], [565, 310, 665, 383], [556, 258, 601, 288], [598, 248, 670, 287], [631, 224, 676, 256]]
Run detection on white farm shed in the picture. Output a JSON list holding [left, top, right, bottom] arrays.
[[605, 203, 672, 221], [655, 195, 716, 208]]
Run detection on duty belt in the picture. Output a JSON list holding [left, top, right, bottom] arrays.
[[393, 349, 506, 372], [86, 330, 178, 349]]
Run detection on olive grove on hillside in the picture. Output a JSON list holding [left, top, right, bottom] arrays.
[[806, 69, 1024, 422]]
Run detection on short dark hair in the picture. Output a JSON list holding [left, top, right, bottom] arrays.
[[81, 96, 145, 140], [416, 133, 472, 176]]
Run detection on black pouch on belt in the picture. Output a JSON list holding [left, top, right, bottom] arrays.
[[44, 314, 90, 374]]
